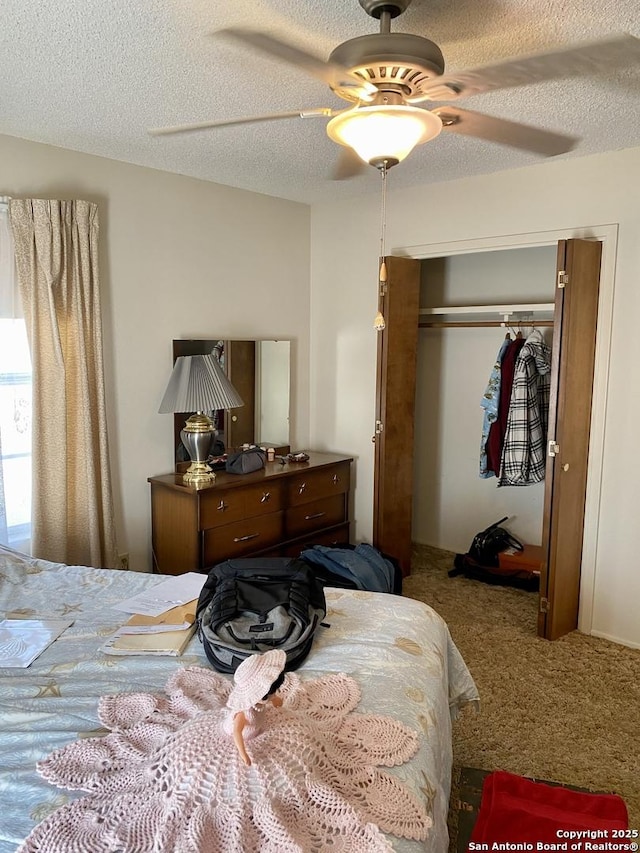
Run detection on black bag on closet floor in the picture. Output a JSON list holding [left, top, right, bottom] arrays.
[[467, 517, 524, 567], [448, 552, 539, 591], [449, 517, 538, 591]]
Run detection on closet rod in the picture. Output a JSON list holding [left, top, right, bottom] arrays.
[[419, 320, 554, 328]]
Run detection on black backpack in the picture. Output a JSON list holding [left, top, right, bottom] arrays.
[[468, 517, 523, 567], [196, 558, 326, 674]]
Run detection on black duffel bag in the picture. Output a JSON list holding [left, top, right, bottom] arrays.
[[468, 516, 523, 567]]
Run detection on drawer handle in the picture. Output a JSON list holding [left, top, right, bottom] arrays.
[[233, 533, 260, 543], [304, 512, 326, 521], [332, 474, 340, 485], [217, 500, 229, 512], [260, 492, 271, 503], [298, 483, 307, 494]]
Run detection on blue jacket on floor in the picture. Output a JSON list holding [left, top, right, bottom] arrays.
[[300, 543, 395, 593]]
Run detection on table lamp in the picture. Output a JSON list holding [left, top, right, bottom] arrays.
[[159, 353, 244, 484]]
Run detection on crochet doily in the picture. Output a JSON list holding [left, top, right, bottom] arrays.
[[19, 662, 432, 852]]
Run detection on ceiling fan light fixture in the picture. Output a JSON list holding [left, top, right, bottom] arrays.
[[327, 104, 442, 166]]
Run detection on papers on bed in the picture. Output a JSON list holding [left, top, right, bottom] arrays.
[[102, 622, 197, 656], [0, 618, 74, 667], [104, 575, 205, 656], [103, 599, 198, 656], [104, 573, 204, 656], [117, 601, 197, 634], [112, 572, 206, 617]]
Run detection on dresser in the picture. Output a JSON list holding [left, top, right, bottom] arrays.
[[148, 452, 352, 575]]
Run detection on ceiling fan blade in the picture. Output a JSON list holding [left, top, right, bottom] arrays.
[[331, 148, 366, 181], [432, 106, 578, 156], [149, 108, 336, 137], [215, 27, 377, 99], [422, 33, 640, 100]]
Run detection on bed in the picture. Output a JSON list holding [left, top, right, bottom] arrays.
[[0, 544, 479, 852]]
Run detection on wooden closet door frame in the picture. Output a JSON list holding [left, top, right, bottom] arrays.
[[539, 239, 602, 639], [373, 256, 421, 576], [378, 225, 617, 638]]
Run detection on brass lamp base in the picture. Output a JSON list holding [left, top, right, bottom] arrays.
[[180, 412, 217, 485], [182, 461, 216, 485]]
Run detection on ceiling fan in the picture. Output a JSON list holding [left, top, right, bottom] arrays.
[[149, 0, 640, 179]]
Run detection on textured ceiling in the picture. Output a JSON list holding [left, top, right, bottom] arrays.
[[2, 0, 639, 204]]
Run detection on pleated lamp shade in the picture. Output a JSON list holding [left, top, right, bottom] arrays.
[[159, 354, 244, 484], [158, 354, 244, 414]]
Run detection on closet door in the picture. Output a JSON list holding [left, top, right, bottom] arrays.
[[372, 256, 421, 575], [540, 239, 602, 639]]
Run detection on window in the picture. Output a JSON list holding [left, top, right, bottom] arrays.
[[0, 205, 32, 551]]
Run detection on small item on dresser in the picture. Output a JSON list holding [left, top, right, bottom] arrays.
[[225, 447, 266, 475], [286, 451, 310, 463], [207, 453, 228, 472], [267, 447, 275, 462]]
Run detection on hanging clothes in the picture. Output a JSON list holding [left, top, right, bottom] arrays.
[[498, 328, 552, 486], [479, 335, 512, 478], [485, 334, 526, 477]]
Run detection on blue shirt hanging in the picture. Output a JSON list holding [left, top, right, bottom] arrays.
[[479, 337, 511, 478]]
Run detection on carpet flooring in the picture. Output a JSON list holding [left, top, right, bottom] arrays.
[[403, 544, 640, 850]]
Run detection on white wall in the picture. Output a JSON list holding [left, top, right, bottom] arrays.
[[310, 145, 640, 649], [1, 133, 310, 573], [413, 247, 556, 555]]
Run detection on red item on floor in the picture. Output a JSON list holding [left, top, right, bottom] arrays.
[[497, 544, 543, 575], [468, 771, 628, 850]]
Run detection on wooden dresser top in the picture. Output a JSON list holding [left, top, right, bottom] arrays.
[[148, 451, 353, 494]]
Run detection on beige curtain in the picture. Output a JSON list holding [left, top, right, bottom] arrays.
[[9, 199, 118, 568]]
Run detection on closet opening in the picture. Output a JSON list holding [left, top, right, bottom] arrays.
[[375, 230, 613, 640], [413, 246, 556, 630]]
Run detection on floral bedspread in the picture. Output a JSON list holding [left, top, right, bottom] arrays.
[[0, 544, 478, 853]]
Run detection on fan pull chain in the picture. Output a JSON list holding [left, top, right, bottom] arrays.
[[373, 162, 388, 332]]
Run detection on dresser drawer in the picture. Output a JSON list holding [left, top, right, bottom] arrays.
[[285, 494, 346, 539], [286, 462, 350, 507], [203, 512, 284, 563], [200, 481, 284, 530]]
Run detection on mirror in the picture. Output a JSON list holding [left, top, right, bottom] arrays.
[[171, 339, 291, 464]]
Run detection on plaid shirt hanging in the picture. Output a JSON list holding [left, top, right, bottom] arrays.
[[498, 329, 551, 486]]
